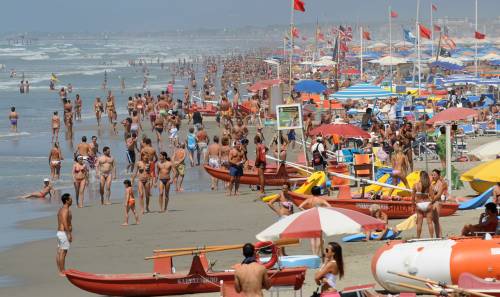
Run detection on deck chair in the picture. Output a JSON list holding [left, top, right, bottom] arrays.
[[485, 118, 500, 135], [353, 154, 373, 199]]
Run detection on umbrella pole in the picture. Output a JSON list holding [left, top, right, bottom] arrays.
[[446, 125, 452, 194]]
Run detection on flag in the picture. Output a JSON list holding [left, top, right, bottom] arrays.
[[390, 10, 398, 18], [332, 36, 338, 61], [433, 24, 441, 32], [443, 36, 456, 49], [403, 29, 416, 43], [294, 0, 305, 12], [317, 28, 324, 41], [419, 24, 432, 39], [339, 25, 352, 41], [362, 30, 371, 41], [432, 3, 437, 11], [475, 31, 486, 40], [292, 27, 300, 38]]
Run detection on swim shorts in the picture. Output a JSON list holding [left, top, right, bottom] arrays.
[[57, 231, 70, 250], [229, 164, 243, 177]]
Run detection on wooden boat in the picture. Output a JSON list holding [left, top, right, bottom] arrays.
[[204, 164, 306, 186], [66, 240, 306, 297], [288, 192, 459, 219]]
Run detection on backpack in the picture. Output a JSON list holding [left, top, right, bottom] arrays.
[[257, 144, 267, 163], [311, 144, 324, 167]]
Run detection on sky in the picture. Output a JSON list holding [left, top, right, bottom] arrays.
[[0, 0, 498, 33]]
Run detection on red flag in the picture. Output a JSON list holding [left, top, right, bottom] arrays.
[[390, 10, 398, 18], [433, 24, 441, 32], [432, 4, 437, 11], [362, 30, 371, 41], [294, 0, 305, 12], [475, 31, 486, 40], [419, 24, 432, 39], [292, 27, 300, 38]]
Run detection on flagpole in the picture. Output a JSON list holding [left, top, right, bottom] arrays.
[[474, 0, 478, 77], [430, 2, 434, 57], [416, 0, 421, 95], [389, 6, 393, 91], [289, 0, 294, 98], [360, 26, 364, 80]]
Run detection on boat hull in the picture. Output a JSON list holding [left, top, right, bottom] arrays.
[[288, 192, 458, 219], [204, 165, 304, 186], [65, 267, 306, 297]]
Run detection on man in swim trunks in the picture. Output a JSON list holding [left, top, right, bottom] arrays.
[[140, 138, 158, 180], [207, 135, 222, 190], [88, 136, 99, 171], [96, 146, 116, 205], [20, 178, 54, 199], [234, 243, 271, 297], [461, 202, 498, 236], [9, 106, 18, 133], [173, 144, 186, 192], [156, 152, 173, 212], [228, 141, 245, 196], [126, 133, 138, 173], [196, 125, 209, 166], [56, 193, 72, 276]]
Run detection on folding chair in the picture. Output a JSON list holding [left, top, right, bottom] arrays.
[[353, 154, 373, 199]]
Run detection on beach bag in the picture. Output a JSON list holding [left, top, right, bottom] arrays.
[[187, 134, 197, 150]]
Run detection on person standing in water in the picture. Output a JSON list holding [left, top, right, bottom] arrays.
[[122, 180, 139, 226], [56, 193, 72, 276], [9, 106, 18, 133], [74, 94, 82, 121], [156, 152, 172, 212], [94, 97, 103, 127], [51, 111, 61, 143], [49, 142, 63, 180], [96, 146, 116, 205]]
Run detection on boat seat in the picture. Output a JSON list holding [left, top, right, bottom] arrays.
[[153, 253, 173, 275], [220, 279, 244, 297]]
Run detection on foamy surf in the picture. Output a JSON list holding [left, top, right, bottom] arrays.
[[0, 132, 31, 138]]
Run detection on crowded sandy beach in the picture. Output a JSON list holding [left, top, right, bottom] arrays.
[[1, 1, 499, 297]]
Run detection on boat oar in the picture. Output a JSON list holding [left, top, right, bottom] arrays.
[[146, 238, 299, 260], [388, 271, 495, 297], [386, 281, 445, 296], [153, 244, 242, 253]]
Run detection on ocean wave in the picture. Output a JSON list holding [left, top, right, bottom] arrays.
[[21, 53, 50, 61], [0, 132, 31, 138]]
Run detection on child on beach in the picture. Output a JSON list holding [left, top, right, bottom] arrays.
[[122, 180, 139, 226]]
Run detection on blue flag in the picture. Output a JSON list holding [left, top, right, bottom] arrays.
[[403, 29, 416, 43]]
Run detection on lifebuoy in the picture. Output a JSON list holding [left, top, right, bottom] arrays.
[[254, 241, 278, 269]]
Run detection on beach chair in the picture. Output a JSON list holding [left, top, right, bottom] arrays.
[[353, 154, 373, 198], [485, 118, 500, 135], [458, 124, 475, 138]]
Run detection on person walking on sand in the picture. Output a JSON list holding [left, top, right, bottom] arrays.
[[254, 135, 267, 195], [132, 154, 152, 214], [9, 106, 18, 133], [227, 141, 244, 196], [206, 135, 221, 190], [51, 111, 61, 143], [122, 180, 139, 226], [96, 146, 116, 205], [234, 243, 271, 297], [156, 152, 172, 212], [94, 97, 103, 127], [173, 144, 186, 192], [56, 193, 72, 276], [126, 133, 138, 173]]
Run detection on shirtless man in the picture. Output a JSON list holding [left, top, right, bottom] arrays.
[[94, 97, 103, 127], [234, 243, 271, 297], [49, 142, 63, 180], [56, 193, 72, 276], [9, 106, 18, 133], [75, 136, 91, 167], [156, 152, 173, 212], [228, 141, 245, 196], [196, 126, 209, 166], [20, 178, 54, 199], [207, 136, 221, 190], [140, 138, 158, 179], [131, 110, 142, 135], [126, 133, 139, 173], [97, 147, 116, 205], [88, 136, 99, 171], [173, 144, 186, 192], [220, 96, 233, 126], [74, 94, 82, 121], [51, 111, 61, 143]]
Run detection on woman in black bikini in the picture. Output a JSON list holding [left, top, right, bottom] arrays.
[[132, 155, 152, 214]]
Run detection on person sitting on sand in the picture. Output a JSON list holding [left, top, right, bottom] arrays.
[[366, 204, 389, 241], [234, 243, 271, 297], [462, 202, 498, 236], [315, 242, 344, 293], [20, 178, 54, 199], [122, 180, 139, 226]]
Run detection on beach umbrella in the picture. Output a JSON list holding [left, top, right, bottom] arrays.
[[341, 68, 360, 75], [248, 79, 281, 93], [256, 207, 386, 241], [329, 83, 396, 100], [369, 56, 409, 66], [479, 52, 500, 61], [294, 80, 327, 94], [461, 159, 500, 183], [469, 139, 500, 161], [426, 107, 478, 125], [309, 124, 370, 139]]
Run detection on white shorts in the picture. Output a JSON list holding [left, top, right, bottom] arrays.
[[209, 158, 220, 168], [417, 201, 431, 212], [57, 231, 70, 250]]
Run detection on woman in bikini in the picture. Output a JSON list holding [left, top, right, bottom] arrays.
[[122, 179, 139, 226], [267, 183, 294, 218], [156, 152, 173, 212], [412, 171, 434, 238], [74, 94, 82, 121], [388, 143, 411, 197], [315, 242, 344, 293], [153, 115, 164, 150], [72, 156, 88, 208], [105, 97, 115, 127], [94, 97, 103, 127], [49, 142, 63, 180], [51, 111, 60, 143], [132, 155, 152, 214]]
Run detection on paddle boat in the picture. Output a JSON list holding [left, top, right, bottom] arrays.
[[371, 236, 500, 294], [65, 240, 306, 297], [204, 163, 306, 186], [287, 192, 459, 219]]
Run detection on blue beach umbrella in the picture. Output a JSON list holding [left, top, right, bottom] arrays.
[[294, 80, 327, 94]]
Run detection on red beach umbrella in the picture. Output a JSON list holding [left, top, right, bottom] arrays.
[[309, 123, 370, 139], [426, 107, 478, 125]]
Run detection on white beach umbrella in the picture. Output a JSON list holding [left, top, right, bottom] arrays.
[[469, 139, 500, 161]]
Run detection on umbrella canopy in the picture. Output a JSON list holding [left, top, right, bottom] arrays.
[[294, 80, 327, 94], [469, 139, 500, 161], [256, 207, 386, 241], [329, 83, 396, 100], [426, 107, 478, 125], [479, 52, 500, 61], [309, 124, 370, 139], [369, 55, 409, 66], [461, 159, 500, 183], [430, 61, 464, 71], [248, 79, 282, 93]]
